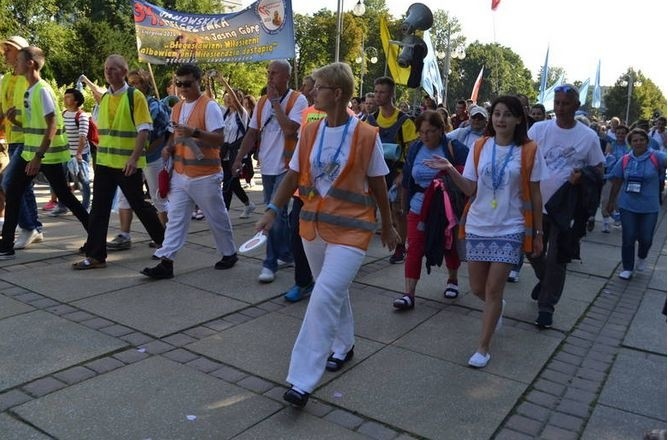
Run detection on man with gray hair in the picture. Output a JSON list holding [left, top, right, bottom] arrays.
[[232, 60, 307, 283], [447, 104, 488, 150]]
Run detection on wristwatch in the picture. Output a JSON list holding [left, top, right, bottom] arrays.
[[192, 128, 201, 138], [35, 151, 45, 159]]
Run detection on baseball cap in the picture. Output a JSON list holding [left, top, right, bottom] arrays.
[[469, 105, 488, 119], [2, 36, 29, 50]]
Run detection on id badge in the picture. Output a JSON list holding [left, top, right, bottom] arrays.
[[625, 178, 642, 193]]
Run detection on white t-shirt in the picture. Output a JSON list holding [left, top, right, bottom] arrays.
[[462, 137, 548, 236], [176, 99, 224, 132], [25, 83, 55, 123], [222, 107, 249, 143], [249, 90, 308, 175], [289, 117, 389, 197], [529, 119, 605, 207]]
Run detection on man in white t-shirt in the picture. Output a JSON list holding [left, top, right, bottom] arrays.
[[232, 60, 307, 283], [527, 84, 605, 329]]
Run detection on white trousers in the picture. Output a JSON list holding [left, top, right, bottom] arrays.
[[286, 234, 365, 393], [155, 171, 236, 260], [116, 160, 169, 213]]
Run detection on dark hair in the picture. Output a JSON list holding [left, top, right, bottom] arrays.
[[19, 46, 45, 71], [414, 109, 445, 132], [373, 76, 395, 92], [486, 95, 530, 146], [626, 127, 649, 146], [64, 88, 84, 107], [175, 63, 202, 81], [615, 124, 629, 134], [531, 103, 546, 113]]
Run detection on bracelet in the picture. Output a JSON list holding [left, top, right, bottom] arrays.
[[266, 203, 280, 215]]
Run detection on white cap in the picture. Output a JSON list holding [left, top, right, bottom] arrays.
[[469, 105, 488, 119], [2, 36, 29, 50]]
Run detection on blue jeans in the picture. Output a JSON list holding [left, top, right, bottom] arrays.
[[1, 144, 42, 231], [620, 209, 658, 271], [262, 173, 292, 272]]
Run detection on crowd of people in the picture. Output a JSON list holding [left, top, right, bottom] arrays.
[[0, 34, 665, 408]]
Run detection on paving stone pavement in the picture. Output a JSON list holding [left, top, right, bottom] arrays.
[[0, 184, 665, 439]]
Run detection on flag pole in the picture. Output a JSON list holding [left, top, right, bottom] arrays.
[[146, 63, 161, 100]]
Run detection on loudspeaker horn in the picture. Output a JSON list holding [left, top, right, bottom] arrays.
[[401, 3, 433, 35]]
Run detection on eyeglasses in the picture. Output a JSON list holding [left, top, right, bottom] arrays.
[[418, 128, 439, 136], [313, 85, 337, 93], [554, 85, 578, 95], [23, 91, 29, 109], [175, 80, 194, 88]]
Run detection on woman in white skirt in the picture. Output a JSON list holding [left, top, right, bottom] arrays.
[[424, 95, 547, 368], [256, 62, 399, 406]]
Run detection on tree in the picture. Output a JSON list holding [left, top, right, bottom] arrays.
[[603, 68, 667, 123], [451, 42, 533, 106]]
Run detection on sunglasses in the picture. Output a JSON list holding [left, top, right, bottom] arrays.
[[554, 85, 577, 94], [175, 80, 194, 88], [23, 90, 29, 109]]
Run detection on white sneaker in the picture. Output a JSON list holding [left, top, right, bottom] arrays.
[[258, 267, 275, 283], [277, 259, 294, 269], [618, 270, 633, 280], [507, 270, 519, 283], [602, 218, 611, 233], [468, 351, 490, 368], [240, 202, 256, 219], [14, 229, 43, 249], [635, 258, 647, 272], [496, 299, 506, 331]]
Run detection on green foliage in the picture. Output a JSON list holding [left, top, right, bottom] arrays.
[[603, 69, 667, 123], [0, 0, 663, 116]]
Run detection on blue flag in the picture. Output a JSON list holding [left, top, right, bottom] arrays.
[[592, 60, 602, 109], [538, 46, 549, 104], [579, 78, 590, 106]]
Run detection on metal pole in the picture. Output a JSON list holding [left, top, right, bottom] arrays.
[[359, 38, 365, 97], [625, 74, 633, 125], [146, 63, 161, 100], [443, 28, 452, 110], [335, 0, 343, 62]]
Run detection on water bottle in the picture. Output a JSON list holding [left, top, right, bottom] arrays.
[[76, 75, 84, 91]]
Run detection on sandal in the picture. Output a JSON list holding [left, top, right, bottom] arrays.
[[444, 282, 459, 299], [393, 295, 415, 310], [72, 258, 106, 270], [326, 346, 354, 372]]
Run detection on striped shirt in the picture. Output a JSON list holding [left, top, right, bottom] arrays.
[[62, 110, 90, 155]]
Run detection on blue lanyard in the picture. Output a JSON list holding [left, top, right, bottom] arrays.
[[316, 117, 352, 169], [491, 140, 515, 206]]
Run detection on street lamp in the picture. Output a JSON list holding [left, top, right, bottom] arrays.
[[622, 72, 641, 125], [356, 46, 378, 97], [335, 0, 366, 62], [435, 25, 465, 109]]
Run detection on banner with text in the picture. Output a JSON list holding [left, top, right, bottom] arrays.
[[133, 0, 295, 64]]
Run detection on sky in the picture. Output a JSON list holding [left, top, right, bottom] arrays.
[[289, 0, 668, 97]]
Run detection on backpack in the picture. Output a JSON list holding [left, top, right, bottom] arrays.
[[621, 152, 661, 175], [70, 110, 99, 148]]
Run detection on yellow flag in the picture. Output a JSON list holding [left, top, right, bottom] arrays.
[[380, 16, 410, 86]]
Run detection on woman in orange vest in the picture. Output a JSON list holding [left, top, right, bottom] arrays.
[[423, 95, 547, 369], [256, 62, 399, 407]]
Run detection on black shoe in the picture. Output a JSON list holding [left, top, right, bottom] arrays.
[[535, 311, 553, 329], [531, 282, 542, 301], [214, 253, 238, 270], [326, 346, 355, 372], [283, 388, 309, 407], [0, 248, 15, 260], [389, 244, 406, 264], [140, 259, 174, 279]]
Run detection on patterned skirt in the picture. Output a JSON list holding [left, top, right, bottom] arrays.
[[465, 232, 524, 265]]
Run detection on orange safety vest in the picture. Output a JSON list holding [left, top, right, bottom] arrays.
[[171, 95, 222, 178], [458, 136, 537, 253], [256, 90, 301, 168], [297, 120, 379, 251]]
